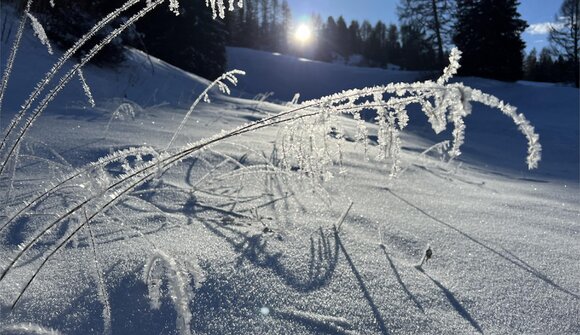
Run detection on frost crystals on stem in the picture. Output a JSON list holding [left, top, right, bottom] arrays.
[[278, 48, 541, 178], [27, 12, 53, 55]]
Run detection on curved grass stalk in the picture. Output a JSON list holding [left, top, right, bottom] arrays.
[[0, 0, 33, 120], [3, 50, 542, 310], [0, 146, 158, 234], [165, 69, 245, 150], [143, 250, 192, 335], [1, 0, 163, 175], [84, 213, 112, 335], [0, 0, 142, 174], [2, 109, 324, 304]]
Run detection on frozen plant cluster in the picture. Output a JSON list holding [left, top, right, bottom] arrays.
[[0, 1, 543, 327], [0, 0, 244, 175], [143, 250, 194, 335], [277, 49, 541, 178]]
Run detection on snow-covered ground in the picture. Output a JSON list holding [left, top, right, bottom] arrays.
[[1, 11, 579, 335]]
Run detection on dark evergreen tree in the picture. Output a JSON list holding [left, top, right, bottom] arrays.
[[224, 3, 245, 46], [347, 20, 363, 56], [523, 48, 538, 81], [259, 0, 270, 50], [398, 0, 455, 66], [400, 24, 437, 70], [269, 0, 282, 51], [242, 0, 261, 49], [33, 0, 131, 66], [386, 24, 401, 65], [318, 16, 338, 61], [536, 48, 556, 82], [453, 0, 528, 81], [281, 0, 292, 52], [549, 0, 579, 87], [335, 16, 349, 57], [362, 21, 385, 66], [135, 1, 227, 79], [360, 20, 373, 42]]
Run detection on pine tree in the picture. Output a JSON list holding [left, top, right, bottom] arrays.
[[400, 24, 436, 70], [362, 21, 388, 66], [335, 16, 349, 57], [33, 0, 130, 65], [270, 0, 281, 51], [224, 3, 244, 46], [386, 24, 401, 66], [537, 48, 555, 82], [242, 0, 261, 49], [280, 0, 292, 52], [398, 0, 455, 66], [319, 17, 338, 61], [524, 48, 538, 81], [453, 0, 528, 81], [549, 0, 579, 87], [260, 0, 270, 50], [347, 20, 362, 56], [135, 0, 227, 79]]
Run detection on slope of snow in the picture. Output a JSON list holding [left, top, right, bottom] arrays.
[[226, 47, 422, 101], [1, 10, 579, 335]]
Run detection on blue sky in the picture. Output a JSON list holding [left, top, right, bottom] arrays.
[[286, 0, 563, 52]]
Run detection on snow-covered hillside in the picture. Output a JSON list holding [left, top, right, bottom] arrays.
[[226, 47, 422, 101], [1, 10, 579, 335]]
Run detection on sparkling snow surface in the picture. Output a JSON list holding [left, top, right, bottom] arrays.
[[1, 17, 579, 335]]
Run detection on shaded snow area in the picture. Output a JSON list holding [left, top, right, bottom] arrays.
[[1, 13, 579, 335], [226, 47, 422, 101]]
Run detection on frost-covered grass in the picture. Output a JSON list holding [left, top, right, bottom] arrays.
[[1, 1, 579, 334]]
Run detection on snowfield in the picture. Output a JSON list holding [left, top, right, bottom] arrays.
[[1, 13, 579, 335]]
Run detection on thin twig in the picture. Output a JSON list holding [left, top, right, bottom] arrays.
[[335, 201, 354, 233]]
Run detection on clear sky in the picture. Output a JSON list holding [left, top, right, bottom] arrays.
[[286, 0, 563, 52]]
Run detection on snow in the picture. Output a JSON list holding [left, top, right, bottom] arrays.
[[1, 9, 579, 335], [226, 47, 423, 101]]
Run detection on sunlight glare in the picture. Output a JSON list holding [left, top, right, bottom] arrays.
[[294, 24, 312, 43]]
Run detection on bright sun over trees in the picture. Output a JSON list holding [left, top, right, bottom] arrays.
[[2, 0, 576, 87]]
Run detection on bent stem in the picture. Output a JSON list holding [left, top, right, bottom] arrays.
[[2, 48, 542, 311]]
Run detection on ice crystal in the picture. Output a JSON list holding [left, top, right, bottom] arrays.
[[27, 13, 53, 55]]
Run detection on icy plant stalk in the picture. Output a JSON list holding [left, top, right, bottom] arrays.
[[78, 70, 95, 107], [0, 0, 245, 175], [0, 0, 33, 122], [143, 250, 193, 335], [27, 12, 53, 55], [0, 48, 541, 311], [166, 69, 245, 150], [278, 48, 541, 177], [206, 0, 243, 19], [0, 0, 143, 173]]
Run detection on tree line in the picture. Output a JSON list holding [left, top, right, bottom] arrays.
[[224, 0, 442, 71], [524, 0, 579, 86], [3, 0, 228, 79], [227, 0, 579, 86], [3, 0, 578, 86]]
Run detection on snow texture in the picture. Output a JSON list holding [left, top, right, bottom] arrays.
[[0, 4, 578, 335]]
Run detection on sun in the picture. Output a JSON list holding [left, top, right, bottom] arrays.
[[294, 24, 312, 43]]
